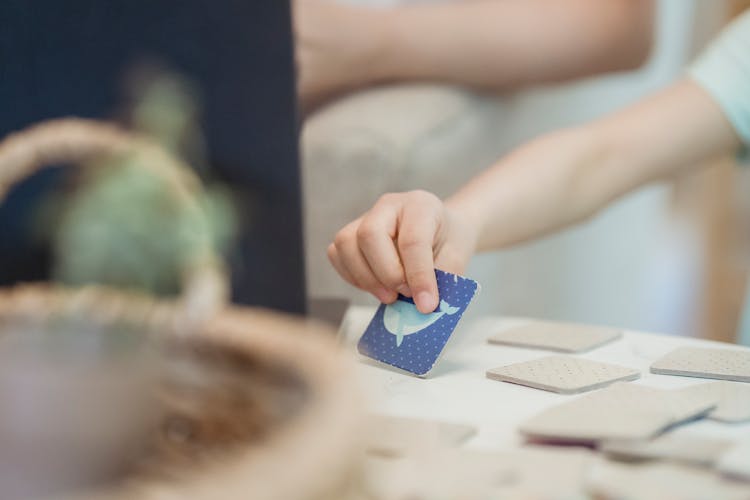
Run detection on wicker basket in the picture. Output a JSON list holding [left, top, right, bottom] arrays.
[[0, 120, 365, 499], [0, 118, 228, 328], [0, 286, 364, 500]]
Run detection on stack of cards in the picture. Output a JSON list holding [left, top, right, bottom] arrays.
[[361, 446, 593, 500], [651, 346, 750, 383], [357, 269, 479, 377], [486, 355, 640, 394], [488, 321, 622, 353], [520, 382, 717, 444], [601, 434, 733, 467], [586, 460, 750, 500]]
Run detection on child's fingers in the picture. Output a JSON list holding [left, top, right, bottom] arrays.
[[326, 243, 358, 288], [396, 193, 442, 313], [333, 221, 397, 304], [356, 201, 407, 293]]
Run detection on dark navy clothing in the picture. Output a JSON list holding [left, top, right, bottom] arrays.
[[0, 1, 305, 313]]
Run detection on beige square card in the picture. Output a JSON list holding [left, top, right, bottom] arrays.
[[487, 355, 640, 394], [680, 381, 750, 423], [520, 382, 717, 444], [601, 434, 732, 467], [488, 321, 622, 353], [651, 346, 750, 383], [364, 415, 476, 457]]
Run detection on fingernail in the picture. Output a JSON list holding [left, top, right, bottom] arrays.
[[415, 291, 437, 313], [396, 284, 412, 297]]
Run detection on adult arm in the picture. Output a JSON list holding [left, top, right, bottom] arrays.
[[295, 0, 654, 106]]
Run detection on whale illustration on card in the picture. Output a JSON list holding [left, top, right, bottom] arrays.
[[384, 298, 460, 347], [358, 269, 479, 376]]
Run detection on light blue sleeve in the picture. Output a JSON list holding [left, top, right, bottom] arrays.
[[688, 11, 750, 153], [694, 12, 750, 345]]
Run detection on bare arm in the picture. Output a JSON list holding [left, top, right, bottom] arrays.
[[449, 80, 741, 251], [328, 80, 741, 312], [378, 0, 653, 89], [295, 0, 654, 106]]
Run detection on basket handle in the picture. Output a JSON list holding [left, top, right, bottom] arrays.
[[0, 118, 228, 325]]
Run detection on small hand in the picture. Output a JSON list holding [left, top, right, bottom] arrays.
[[328, 190, 478, 313]]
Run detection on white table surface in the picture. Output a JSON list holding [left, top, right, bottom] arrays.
[[340, 307, 750, 450]]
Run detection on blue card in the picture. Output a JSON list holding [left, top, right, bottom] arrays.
[[357, 269, 480, 376]]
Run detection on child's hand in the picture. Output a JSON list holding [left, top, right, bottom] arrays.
[[327, 190, 478, 313]]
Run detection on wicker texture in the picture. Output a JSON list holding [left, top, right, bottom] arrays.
[[0, 118, 227, 328], [0, 118, 364, 499]]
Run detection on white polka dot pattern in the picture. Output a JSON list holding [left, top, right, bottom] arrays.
[[487, 321, 621, 353], [357, 269, 479, 376], [486, 355, 640, 394], [650, 346, 750, 383]]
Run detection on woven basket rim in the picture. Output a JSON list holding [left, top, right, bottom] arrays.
[[0, 287, 364, 500], [0, 118, 229, 325]]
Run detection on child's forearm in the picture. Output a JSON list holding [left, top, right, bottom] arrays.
[[447, 126, 608, 251], [447, 80, 742, 252]]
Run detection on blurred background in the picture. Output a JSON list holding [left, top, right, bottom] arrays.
[[0, 1, 748, 497], [302, 0, 750, 344], [0, 1, 306, 313], [1, 0, 749, 345]]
